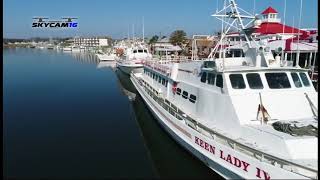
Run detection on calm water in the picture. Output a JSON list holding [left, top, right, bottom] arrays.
[[3, 48, 222, 179]]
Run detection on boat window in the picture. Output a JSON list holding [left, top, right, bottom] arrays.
[[204, 61, 215, 68], [176, 88, 181, 95], [299, 72, 311, 87], [207, 73, 215, 85], [229, 74, 246, 89], [216, 74, 223, 88], [138, 49, 143, 53], [155, 75, 158, 81], [200, 72, 207, 83], [290, 73, 302, 88], [246, 73, 263, 89], [162, 78, 165, 85], [189, 94, 196, 103], [144, 49, 148, 53], [133, 50, 137, 53], [182, 91, 188, 99], [165, 80, 168, 87], [265, 73, 291, 89], [153, 73, 155, 79], [158, 76, 161, 83]]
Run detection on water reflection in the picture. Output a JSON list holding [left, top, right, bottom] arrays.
[[69, 51, 100, 64], [97, 61, 117, 69], [113, 68, 221, 179]]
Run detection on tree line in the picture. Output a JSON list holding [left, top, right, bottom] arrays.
[[148, 30, 188, 47]]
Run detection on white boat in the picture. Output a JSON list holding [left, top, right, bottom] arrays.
[[62, 46, 72, 51], [116, 43, 152, 75], [96, 52, 117, 61], [71, 46, 81, 52], [130, 0, 318, 179]]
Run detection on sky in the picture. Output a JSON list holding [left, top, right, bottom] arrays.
[[3, 0, 318, 39]]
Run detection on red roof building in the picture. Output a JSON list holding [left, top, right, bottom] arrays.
[[261, 7, 278, 14], [254, 6, 310, 40]]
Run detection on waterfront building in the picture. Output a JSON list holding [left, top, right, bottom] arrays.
[[73, 36, 110, 48]]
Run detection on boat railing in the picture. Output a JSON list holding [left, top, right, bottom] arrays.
[[135, 75, 318, 179]]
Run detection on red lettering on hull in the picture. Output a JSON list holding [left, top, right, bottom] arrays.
[[194, 136, 215, 155], [220, 150, 250, 172]]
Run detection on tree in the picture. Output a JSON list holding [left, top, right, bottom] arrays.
[[169, 30, 187, 46], [148, 35, 159, 44]]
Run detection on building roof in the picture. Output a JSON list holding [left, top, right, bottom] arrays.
[[255, 22, 307, 35], [261, 7, 278, 14]]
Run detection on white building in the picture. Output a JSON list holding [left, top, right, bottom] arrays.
[[73, 37, 109, 47]]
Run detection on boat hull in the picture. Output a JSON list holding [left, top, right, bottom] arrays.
[[96, 54, 116, 61], [130, 73, 311, 180], [117, 63, 143, 75]]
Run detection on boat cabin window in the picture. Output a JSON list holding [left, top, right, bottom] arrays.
[[182, 91, 188, 99], [133, 50, 137, 53], [158, 76, 162, 83], [265, 73, 291, 89], [138, 49, 143, 53], [201, 72, 207, 83], [143, 49, 148, 53], [246, 73, 263, 89], [189, 94, 196, 103], [162, 78, 165, 85], [207, 73, 216, 85], [204, 61, 215, 68], [290, 72, 302, 88], [229, 74, 246, 89], [176, 88, 181, 95], [299, 72, 311, 87], [216, 74, 223, 88]]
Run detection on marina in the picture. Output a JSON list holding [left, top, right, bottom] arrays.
[[3, 0, 318, 179], [3, 48, 221, 179]]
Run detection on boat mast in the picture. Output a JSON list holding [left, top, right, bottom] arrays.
[[281, 0, 287, 65], [296, 0, 303, 67], [142, 16, 145, 43]]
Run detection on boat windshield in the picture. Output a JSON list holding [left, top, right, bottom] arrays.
[[265, 73, 291, 89]]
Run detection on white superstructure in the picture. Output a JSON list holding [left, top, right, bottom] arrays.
[[130, 0, 318, 179], [116, 41, 152, 75]]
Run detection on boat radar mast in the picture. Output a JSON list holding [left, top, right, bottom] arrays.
[[208, 0, 261, 59]]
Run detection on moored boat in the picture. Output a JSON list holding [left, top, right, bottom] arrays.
[[130, 0, 318, 179]]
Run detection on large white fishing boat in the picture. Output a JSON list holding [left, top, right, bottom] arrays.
[[130, 0, 318, 179], [116, 42, 152, 75]]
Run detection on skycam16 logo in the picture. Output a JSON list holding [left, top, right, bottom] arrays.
[[32, 17, 78, 28]]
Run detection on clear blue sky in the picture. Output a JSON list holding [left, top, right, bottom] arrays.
[[4, 0, 318, 39]]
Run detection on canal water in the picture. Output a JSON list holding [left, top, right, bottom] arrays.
[[3, 48, 222, 179]]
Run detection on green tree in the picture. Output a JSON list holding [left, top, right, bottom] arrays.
[[169, 30, 187, 46], [148, 35, 159, 44]]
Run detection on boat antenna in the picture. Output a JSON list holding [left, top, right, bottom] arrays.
[[142, 16, 145, 43], [127, 24, 130, 41], [291, 16, 295, 62], [252, 0, 255, 15], [296, 0, 303, 67], [132, 24, 135, 43], [281, 0, 287, 65]]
